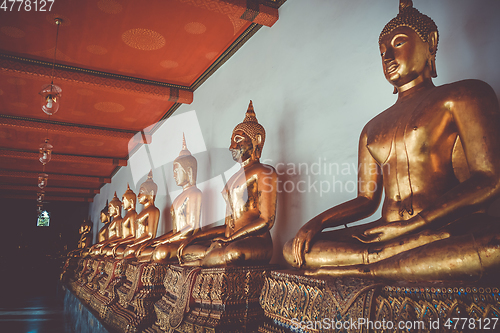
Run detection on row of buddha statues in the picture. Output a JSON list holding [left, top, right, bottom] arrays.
[[73, 0, 500, 283], [82, 101, 278, 270]]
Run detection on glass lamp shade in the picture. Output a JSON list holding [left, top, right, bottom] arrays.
[[39, 139, 53, 165], [37, 191, 45, 203], [38, 173, 49, 189], [39, 84, 62, 115]]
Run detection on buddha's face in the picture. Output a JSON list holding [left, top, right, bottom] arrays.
[[379, 26, 431, 88], [109, 204, 119, 217], [138, 187, 153, 205], [122, 196, 132, 210], [230, 130, 253, 163], [100, 211, 108, 223], [173, 162, 188, 187]]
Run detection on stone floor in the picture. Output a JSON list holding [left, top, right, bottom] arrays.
[[0, 255, 72, 333]]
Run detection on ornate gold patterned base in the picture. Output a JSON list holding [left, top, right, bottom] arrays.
[[148, 264, 275, 333], [258, 270, 500, 333], [104, 261, 168, 332], [60, 256, 80, 282], [78, 259, 106, 305], [258, 270, 381, 333], [89, 258, 128, 319], [373, 283, 500, 333], [69, 258, 97, 297]]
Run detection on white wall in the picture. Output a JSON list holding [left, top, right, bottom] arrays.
[[89, 0, 500, 266]]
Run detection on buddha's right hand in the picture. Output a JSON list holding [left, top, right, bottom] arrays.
[[292, 218, 322, 268]]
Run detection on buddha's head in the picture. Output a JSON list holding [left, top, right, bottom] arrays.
[[174, 134, 197, 187], [138, 170, 158, 205], [379, 0, 438, 91], [100, 200, 110, 224], [122, 183, 136, 210], [109, 192, 122, 217], [231, 101, 266, 163]]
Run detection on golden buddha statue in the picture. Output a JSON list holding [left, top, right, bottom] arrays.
[[283, 0, 500, 282], [133, 135, 202, 263], [88, 192, 122, 257], [77, 218, 93, 249], [68, 218, 93, 257], [178, 101, 278, 267], [105, 184, 138, 258], [97, 201, 110, 243], [122, 171, 160, 259]]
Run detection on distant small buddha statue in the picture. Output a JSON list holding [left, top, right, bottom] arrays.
[[178, 101, 278, 267], [122, 171, 160, 260], [89, 192, 122, 257], [283, 0, 500, 281], [133, 134, 202, 263], [77, 218, 93, 249], [97, 201, 110, 243], [104, 184, 138, 258], [68, 218, 93, 257]]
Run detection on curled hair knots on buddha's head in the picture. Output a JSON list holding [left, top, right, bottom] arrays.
[[140, 170, 158, 196], [123, 183, 136, 201], [174, 133, 197, 184], [233, 100, 266, 158], [101, 200, 109, 216], [109, 192, 122, 209], [379, 0, 439, 51]]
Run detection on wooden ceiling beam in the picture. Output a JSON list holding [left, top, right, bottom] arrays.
[[0, 184, 99, 195], [0, 114, 152, 143], [0, 169, 111, 183], [0, 54, 193, 104], [0, 148, 127, 166], [0, 193, 93, 202]]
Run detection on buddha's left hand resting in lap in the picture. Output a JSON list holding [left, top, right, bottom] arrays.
[[178, 101, 278, 267]]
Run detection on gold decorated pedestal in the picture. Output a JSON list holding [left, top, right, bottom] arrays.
[[60, 256, 81, 283], [147, 265, 274, 333], [373, 283, 500, 333], [78, 259, 106, 305], [68, 257, 98, 296], [104, 261, 167, 332], [89, 258, 128, 319], [258, 270, 500, 333], [259, 270, 380, 333]]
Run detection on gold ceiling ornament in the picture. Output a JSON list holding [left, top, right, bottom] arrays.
[[121, 28, 166, 51], [184, 22, 207, 35], [0, 26, 26, 38], [93, 101, 125, 113]]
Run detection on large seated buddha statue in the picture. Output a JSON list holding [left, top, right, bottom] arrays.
[[105, 185, 137, 258], [178, 101, 278, 267], [122, 171, 160, 259], [134, 135, 202, 263], [283, 0, 500, 282]]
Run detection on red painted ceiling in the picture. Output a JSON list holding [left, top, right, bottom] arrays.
[[0, 0, 281, 203]]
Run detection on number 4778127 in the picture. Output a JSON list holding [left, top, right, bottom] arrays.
[[1, 0, 55, 11]]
